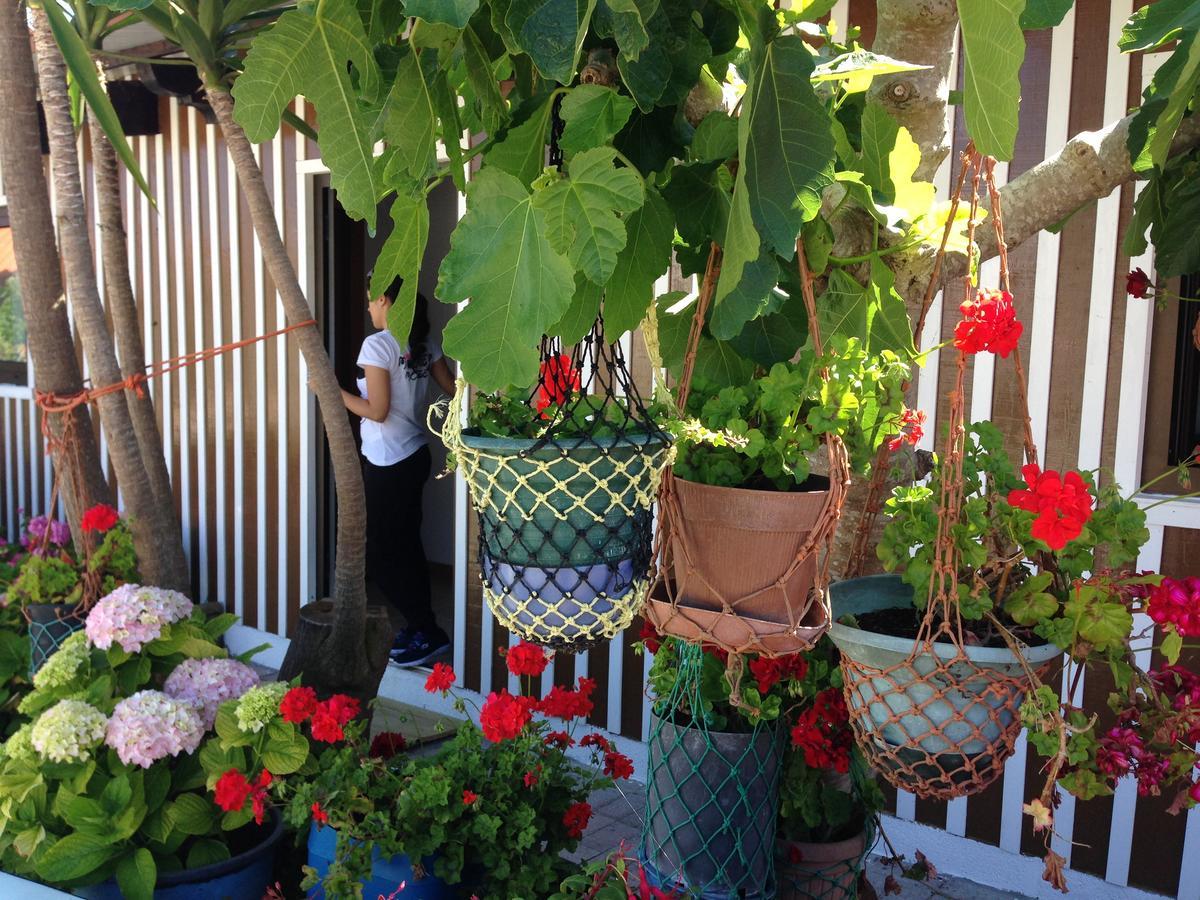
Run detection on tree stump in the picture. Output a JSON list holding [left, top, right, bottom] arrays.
[[278, 599, 393, 704]]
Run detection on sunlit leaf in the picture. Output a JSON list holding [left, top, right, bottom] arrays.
[[956, 0, 1025, 160]]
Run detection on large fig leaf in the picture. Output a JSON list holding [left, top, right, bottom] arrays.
[[956, 0, 1025, 161], [505, 0, 597, 83], [403, 0, 480, 27], [372, 192, 431, 344], [233, 0, 380, 226], [437, 169, 575, 390], [602, 187, 674, 337], [531, 147, 645, 285], [558, 85, 636, 155], [484, 93, 556, 186]]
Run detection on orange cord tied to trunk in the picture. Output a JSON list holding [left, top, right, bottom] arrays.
[[646, 239, 850, 709], [31, 317, 317, 611], [837, 151, 1051, 801]]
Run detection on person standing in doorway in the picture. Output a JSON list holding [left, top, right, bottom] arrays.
[[339, 276, 455, 666]]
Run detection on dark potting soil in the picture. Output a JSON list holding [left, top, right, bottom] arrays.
[[852, 605, 1047, 649], [732, 472, 831, 494]]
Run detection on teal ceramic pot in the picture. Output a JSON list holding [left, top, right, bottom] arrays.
[[828, 575, 1061, 795]]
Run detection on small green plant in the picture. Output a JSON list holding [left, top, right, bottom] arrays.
[[672, 338, 910, 490]]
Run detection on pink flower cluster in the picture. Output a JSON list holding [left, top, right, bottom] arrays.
[[105, 690, 204, 768], [1151, 665, 1200, 714], [164, 658, 261, 729], [85, 584, 194, 652], [1147, 577, 1200, 637], [1095, 725, 1171, 797], [21, 515, 71, 556]]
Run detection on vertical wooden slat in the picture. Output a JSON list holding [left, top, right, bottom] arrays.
[[205, 121, 228, 606], [169, 99, 192, 572], [272, 129, 288, 633], [252, 141, 268, 629], [187, 107, 209, 601]]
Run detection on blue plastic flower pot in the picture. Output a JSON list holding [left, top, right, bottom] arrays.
[[74, 809, 283, 899], [305, 823, 453, 899]]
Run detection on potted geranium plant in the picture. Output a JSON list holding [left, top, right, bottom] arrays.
[[649, 332, 911, 655], [286, 641, 634, 899], [639, 624, 810, 898], [0, 582, 319, 899], [776, 638, 884, 900], [8, 503, 138, 673], [440, 327, 672, 649]]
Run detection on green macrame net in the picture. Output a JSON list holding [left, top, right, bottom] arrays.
[[641, 643, 782, 898], [25, 609, 85, 676]]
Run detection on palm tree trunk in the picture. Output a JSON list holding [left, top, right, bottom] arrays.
[[87, 113, 188, 589], [207, 88, 388, 696], [30, 11, 190, 593], [0, 0, 110, 537]]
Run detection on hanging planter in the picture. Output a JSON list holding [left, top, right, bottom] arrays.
[[830, 577, 1060, 800], [439, 323, 671, 649], [641, 712, 783, 899]]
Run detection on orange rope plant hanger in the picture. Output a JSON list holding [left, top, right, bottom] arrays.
[[645, 237, 850, 697], [832, 150, 1056, 801]]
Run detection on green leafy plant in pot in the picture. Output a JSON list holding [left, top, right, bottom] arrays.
[[648, 323, 909, 657], [439, 324, 672, 651], [639, 626, 810, 898], [0, 583, 315, 900], [8, 503, 138, 675], [776, 638, 884, 900]]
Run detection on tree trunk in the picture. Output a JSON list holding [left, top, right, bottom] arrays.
[[87, 111, 189, 590], [30, 12, 190, 593], [206, 88, 387, 697], [0, 1, 110, 537]]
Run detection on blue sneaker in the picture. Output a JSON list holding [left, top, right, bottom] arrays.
[[389, 628, 412, 656], [389, 630, 451, 667]]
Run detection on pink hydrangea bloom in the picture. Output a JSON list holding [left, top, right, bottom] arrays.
[[85, 584, 194, 652], [164, 658, 260, 730], [106, 690, 204, 768]]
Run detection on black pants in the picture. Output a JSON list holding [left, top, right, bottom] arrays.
[[363, 445, 438, 634]]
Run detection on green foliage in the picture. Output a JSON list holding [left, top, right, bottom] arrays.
[[9, 520, 139, 609], [1020, 0, 1074, 30], [955, 0, 1026, 160], [0, 278, 28, 365], [671, 338, 909, 490]]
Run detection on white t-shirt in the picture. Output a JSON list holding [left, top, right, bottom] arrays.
[[355, 331, 442, 466]]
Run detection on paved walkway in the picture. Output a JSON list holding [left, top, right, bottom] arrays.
[[573, 782, 1034, 900]]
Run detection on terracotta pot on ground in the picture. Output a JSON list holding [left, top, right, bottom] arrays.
[[776, 828, 870, 900]]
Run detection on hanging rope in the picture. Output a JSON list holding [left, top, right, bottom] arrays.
[[838, 152, 1050, 800], [30, 317, 317, 613]]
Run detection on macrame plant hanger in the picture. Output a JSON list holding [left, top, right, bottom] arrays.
[[838, 149, 1049, 800], [437, 95, 673, 651], [646, 238, 850, 693]]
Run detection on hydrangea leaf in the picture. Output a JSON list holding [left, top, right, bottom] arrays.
[[232, 0, 381, 226], [116, 848, 156, 900], [558, 85, 636, 155], [531, 147, 644, 285], [505, 0, 597, 83], [602, 187, 674, 337], [438, 169, 575, 390], [403, 0, 480, 27], [956, 0, 1025, 161]]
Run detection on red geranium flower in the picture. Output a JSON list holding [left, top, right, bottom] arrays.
[[213, 769, 251, 813], [544, 731, 574, 749], [639, 619, 662, 655], [310, 709, 344, 743], [80, 503, 119, 534], [311, 802, 329, 826], [324, 694, 360, 726], [250, 770, 273, 825], [369, 731, 408, 759], [463, 789, 479, 806], [538, 678, 596, 721], [279, 686, 319, 724], [954, 288, 1023, 358], [790, 689, 853, 773], [887, 408, 927, 452], [535, 353, 580, 417], [580, 732, 612, 752], [524, 769, 540, 788], [603, 751, 634, 780], [1007, 464, 1094, 551], [1127, 268, 1152, 298], [425, 662, 456, 694], [562, 801, 592, 839], [480, 690, 532, 742], [504, 641, 550, 678]]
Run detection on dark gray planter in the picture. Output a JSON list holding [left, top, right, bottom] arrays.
[[642, 714, 782, 899]]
